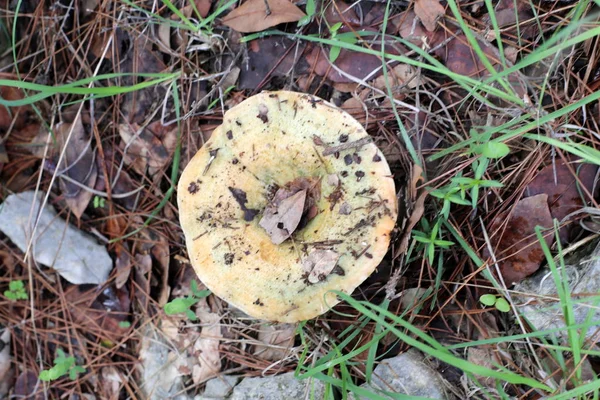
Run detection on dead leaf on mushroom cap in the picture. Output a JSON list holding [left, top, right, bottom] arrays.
[[222, 0, 306, 33], [302, 249, 341, 284], [260, 189, 307, 244]]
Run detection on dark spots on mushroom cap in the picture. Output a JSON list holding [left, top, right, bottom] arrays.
[[341, 171, 349, 178], [224, 253, 234, 265], [232, 158, 239, 164], [188, 181, 200, 194], [344, 154, 353, 165], [353, 154, 362, 164], [253, 298, 265, 306], [226, 130, 233, 140], [339, 134, 348, 143], [257, 104, 269, 123], [365, 252, 373, 259], [228, 187, 259, 221], [355, 171, 365, 181], [373, 154, 382, 162], [332, 265, 345, 276], [236, 120, 242, 126]]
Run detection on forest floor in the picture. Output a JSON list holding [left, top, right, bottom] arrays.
[[1, 0, 600, 398]]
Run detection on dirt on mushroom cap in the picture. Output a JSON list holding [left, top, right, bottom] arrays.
[[177, 91, 397, 322]]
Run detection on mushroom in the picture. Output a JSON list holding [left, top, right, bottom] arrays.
[[178, 91, 397, 322]]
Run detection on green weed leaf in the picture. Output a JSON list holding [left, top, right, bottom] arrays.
[[480, 294, 497, 306], [495, 297, 511, 312], [482, 141, 510, 158], [329, 46, 341, 63]]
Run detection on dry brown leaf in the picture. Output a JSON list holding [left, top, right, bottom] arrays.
[[119, 120, 177, 177], [64, 285, 131, 342], [259, 189, 307, 244], [414, 0, 445, 32], [94, 144, 139, 210], [192, 310, 222, 384], [0, 330, 11, 398], [31, 115, 97, 219], [0, 87, 31, 131], [221, 0, 306, 33], [137, 227, 171, 306], [302, 249, 340, 284], [100, 367, 123, 400], [373, 63, 420, 91], [305, 43, 406, 83], [239, 37, 308, 90], [14, 371, 41, 400], [58, 117, 97, 219], [253, 323, 296, 361], [488, 194, 555, 285], [525, 160, 598, 243]]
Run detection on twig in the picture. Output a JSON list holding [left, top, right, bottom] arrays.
[[322, 137, 373, 156]]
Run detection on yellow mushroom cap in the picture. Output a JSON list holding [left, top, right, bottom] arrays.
[[177, 91, 397, 322]]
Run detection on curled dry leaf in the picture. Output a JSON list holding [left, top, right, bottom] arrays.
[[221, 0, 306, 33], [31, 115, 97, 219], [119, 120, 177, 178], [0, 87, 31, 131], [0, 330, 11, 398], [253, 323, 296, 361], [414, 0, 445, 32], [192, 310, 222, 384], [525, 160, 598, 243], [137, 225, 171, 306], [94, 144, 139, 210], [100, 366, 123, 399], [239, 37, 307, 90], [64, 285, 131, 342], [305, 40, 406, 83], [260, 190, 307, 244], [15, 371, 41, 400], [396, 165, 427, 257], [302, 249, 341, 284], [373, 63, 421, 91], [488, 194, 555, 285]]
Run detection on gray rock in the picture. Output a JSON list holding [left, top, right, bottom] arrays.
[[515, 239, 600, 340], [199, 375, 240, 399], [351, 349, 450, 399], [229, 372, 325, 400], [0, 191, 112, 285]]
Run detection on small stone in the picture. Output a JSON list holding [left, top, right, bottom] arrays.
[[515, 238, 600, 340], [0, 191, 112, 285], [200, 375, 240, 399], [339, 202, 352, 215], [230, 372, 325, 400], [327, 174, 340, 187], [350, 349, 450, 399]]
